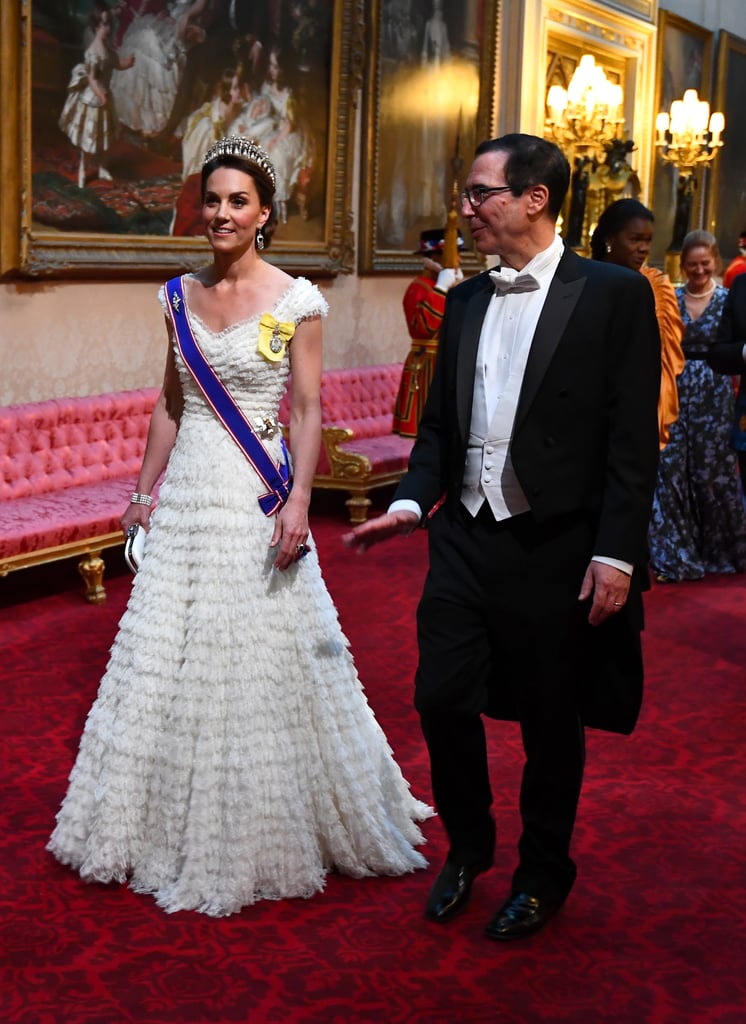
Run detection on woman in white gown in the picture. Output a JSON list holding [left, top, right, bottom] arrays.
[[261, 49, 313, 224], [47, 136, 431, 917], [109, 0, 205, 136]]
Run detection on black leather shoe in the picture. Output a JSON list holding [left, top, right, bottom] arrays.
[[485, 891, 562, 941], [425, 859, 490, 923]]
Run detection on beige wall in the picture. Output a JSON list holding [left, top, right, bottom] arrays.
[[0, 273, 412, 406]]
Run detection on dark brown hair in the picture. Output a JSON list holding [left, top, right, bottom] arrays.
[[590, 199, 653, 261], [201, 153, 279, 249], [474, 134, 570, 219]]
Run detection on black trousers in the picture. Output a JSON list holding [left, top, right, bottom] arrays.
[[415, 502, 592, 902]]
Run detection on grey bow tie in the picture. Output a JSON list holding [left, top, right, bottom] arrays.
[[489, 269, 540, 295]]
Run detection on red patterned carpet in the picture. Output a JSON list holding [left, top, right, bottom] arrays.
[[1, 496, 745, 1023]]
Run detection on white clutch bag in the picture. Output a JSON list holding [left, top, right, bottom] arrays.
[[124, 524, 146, 574]]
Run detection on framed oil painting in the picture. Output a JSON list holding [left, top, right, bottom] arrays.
[[359, 0, 499, 274], [708, 31, 746, 263], [0, 0, 362, 279], [649, 11, 713, 265]]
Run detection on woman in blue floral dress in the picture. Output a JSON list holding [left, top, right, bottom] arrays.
[[649, 230, 746, 581]]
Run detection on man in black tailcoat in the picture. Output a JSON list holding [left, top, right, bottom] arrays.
[[345, 133, 661, 941]]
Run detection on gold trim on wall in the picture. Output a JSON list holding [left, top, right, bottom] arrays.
[[1, 1, 364, 279], [546, 5, 651, 51]]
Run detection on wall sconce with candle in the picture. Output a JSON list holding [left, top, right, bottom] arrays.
[[655, 88, 725, 253]]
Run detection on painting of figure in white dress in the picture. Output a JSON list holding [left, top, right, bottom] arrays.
[[361, 0, 497, 272], [29, 0, 334, 245]]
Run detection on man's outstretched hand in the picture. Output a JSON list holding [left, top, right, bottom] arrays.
[[342, 510, 420, 552]]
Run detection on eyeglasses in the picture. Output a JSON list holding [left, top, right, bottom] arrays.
[[460, 184, 515, 208]]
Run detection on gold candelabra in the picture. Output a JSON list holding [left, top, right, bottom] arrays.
[[655, 89, 725, 175], [545, 55, 625, 161], [545, 55, 628, 251]]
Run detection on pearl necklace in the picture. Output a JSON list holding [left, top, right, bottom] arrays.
[[684, 281, 716, 298]]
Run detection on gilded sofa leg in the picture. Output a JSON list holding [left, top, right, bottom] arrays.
[[78, 552, 107, 604], [346, 493, 372, 525]]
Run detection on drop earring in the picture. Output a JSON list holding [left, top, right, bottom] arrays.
[[605, 242, 612, 254], [256, 228, 265, 251]]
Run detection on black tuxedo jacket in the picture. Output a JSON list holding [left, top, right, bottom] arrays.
[[395, 245, 662, 733], [711, 271, 746, 387]]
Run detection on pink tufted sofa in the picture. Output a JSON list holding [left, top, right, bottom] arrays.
[[0, 388, 160, 602], [279, 363, 413, 524], [0, 365, 412, 601]]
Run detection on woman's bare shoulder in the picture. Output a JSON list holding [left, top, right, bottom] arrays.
[[259, 261, 294, 294]]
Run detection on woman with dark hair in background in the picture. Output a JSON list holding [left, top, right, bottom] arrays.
[[647, 230, 746, 581], [48, 135, 431, 917], [590, 198, 685, 452]]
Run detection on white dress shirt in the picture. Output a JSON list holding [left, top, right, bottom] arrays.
[[461, 233, 564, 520], [391, 234, 631, 575]]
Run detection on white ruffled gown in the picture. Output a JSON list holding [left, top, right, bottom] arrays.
[[48, 276, 431, 916]]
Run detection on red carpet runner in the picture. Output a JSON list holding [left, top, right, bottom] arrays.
[[1, 499, 745, 1023]]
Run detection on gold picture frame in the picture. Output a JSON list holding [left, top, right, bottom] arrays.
[[708, 31, 746, 261], [649, 10, 714, 265], [0, 1, 363, 279], [359, 0, 499, 274]]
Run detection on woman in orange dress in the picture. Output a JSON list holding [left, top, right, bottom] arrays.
[[590, 199, 684, 449]]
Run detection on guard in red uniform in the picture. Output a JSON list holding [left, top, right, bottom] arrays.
[[393, 228, 464, 438]]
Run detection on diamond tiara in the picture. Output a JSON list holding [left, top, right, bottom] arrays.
[[202, 135, 276, 189]]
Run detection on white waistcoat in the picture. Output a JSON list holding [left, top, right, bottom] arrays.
[[459, 235, 564, 521]]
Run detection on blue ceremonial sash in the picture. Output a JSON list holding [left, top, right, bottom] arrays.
[[166, 276, 291, 516]]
